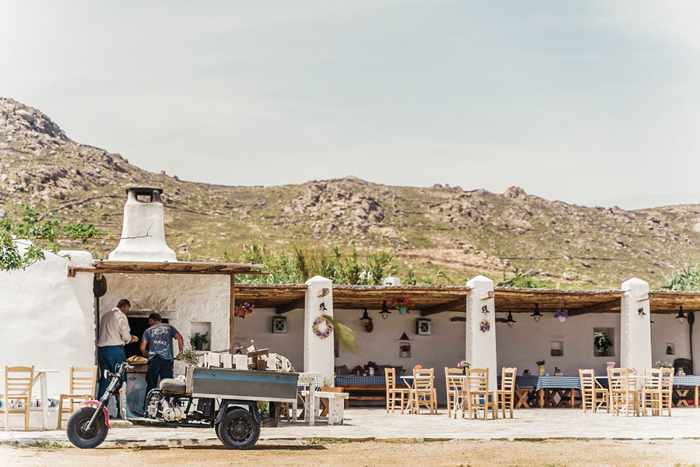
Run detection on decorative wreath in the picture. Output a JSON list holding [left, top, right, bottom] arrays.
[[312, 316, 333, 339]]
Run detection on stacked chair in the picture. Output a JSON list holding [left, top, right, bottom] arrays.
[[579, 369, 608, 413]]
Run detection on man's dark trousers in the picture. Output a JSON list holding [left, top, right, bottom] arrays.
[[97, 345, 125, 398], [146, 355, 174, 395]]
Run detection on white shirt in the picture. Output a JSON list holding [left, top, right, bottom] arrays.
[[97, 307, 131, 347]]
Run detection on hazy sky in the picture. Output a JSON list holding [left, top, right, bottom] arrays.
[[1, 1, 698, 208]]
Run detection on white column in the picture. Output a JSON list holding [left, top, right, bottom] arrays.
[[466, 275, 498, 390], [303, 276, 335, 386], [620, 278, 652, 371]]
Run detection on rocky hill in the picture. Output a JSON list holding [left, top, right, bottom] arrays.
[[2, 97, 699, 288]]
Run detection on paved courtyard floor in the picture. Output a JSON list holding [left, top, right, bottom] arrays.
[[2, 408, 700, 447]]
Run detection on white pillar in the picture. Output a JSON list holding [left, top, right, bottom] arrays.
[[466, 275, 498, 390], [620, 278, 652, 371], [303, 276, 335, 386]]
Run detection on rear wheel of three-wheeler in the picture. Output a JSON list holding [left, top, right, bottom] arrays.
[[216, 408, 260, 450]]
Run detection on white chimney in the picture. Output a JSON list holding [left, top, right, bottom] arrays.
[[108, 187, 177, 262]]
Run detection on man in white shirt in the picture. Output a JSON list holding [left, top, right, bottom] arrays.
[[97, 298, 138, 397]]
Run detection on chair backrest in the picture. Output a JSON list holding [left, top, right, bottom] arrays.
[[385, 367, 397, 390], [607, 367, 625, 390], [467, 368, 489, 393], [5, 366, 34, 399], [643, 368, 662, 391], [205, 352, 222, 368], [579, 369, 595, 391], [221, 353, 233, 369], [660, 367, 674, 393], [445, 367, 464, 392], [69, 366, 97, 397], [501, 367, 517, 393], [413, 368, 434, 390]]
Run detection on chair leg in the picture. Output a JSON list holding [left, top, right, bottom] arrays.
[[56, 396, 64, 430], [24, 403, 30, 431]]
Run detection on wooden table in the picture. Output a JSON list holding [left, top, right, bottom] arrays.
[[534, 376, 580, 408], [515, 388, 532, 408]]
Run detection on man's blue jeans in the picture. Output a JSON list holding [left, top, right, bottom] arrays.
[[97, 345, 126, 398]]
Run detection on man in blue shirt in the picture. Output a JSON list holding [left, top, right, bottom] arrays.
[[140, 313, 184, 397]]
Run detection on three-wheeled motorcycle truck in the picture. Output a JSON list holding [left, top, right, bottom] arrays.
[[67, 362, 299, 449]]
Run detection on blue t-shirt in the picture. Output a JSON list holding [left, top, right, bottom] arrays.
[[142, 323, 178, 360]]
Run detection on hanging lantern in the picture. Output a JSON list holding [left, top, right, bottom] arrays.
[[677, 305, 687, 323], [554, 308, 568, 323], [380, 300, 392, 319], [530, 303, 542, 322], [505, 311, 516, 327], [398, 331, 411, 358], [361, 308, 373, 332]]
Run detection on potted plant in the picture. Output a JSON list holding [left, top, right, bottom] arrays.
[[593, 331, 612, 356]]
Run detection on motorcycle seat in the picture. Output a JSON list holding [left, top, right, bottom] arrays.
[[159, 378, 187, 395]]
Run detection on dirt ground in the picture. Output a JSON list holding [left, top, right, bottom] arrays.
[[2, 439, 700, 467]]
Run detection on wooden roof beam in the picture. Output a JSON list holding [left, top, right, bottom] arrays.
[[419, 297, 467, 316], [275, 297, 305, 314]]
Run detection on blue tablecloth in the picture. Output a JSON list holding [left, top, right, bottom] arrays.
[[335, 375, 385, 386], [535, 376, 581, 391], [674, 376, 700, 387]]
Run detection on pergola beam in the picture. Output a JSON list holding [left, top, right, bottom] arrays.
[[275, 297, 305, 314], [419, 297, 467, 316]]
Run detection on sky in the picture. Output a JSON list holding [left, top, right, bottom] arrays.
[[1, 1, 698, 209]]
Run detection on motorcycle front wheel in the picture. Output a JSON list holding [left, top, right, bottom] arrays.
[[66, 407, 109, 449]]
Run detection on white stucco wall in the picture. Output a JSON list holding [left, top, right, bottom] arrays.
[[651, 314, 692, 366], [496, 312, 621, 375], [101, 274, 230, 356], [234, 308, 305, 369], [0, 248, 95, 398]]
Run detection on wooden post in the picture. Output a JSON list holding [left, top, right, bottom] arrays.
[[229, 274, 236, 352]]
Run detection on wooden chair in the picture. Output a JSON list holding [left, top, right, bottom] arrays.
[[410, 368, 437, 415], [608, 368, 638, 416], [3, 366, 34, 431], [444, 367, 464, 418], [579, 369, 608, 413], [660, 367, 674, 416], [384, 368, 410, 414], [457, 368, 493, 419], [640, 368, 663, 416], [495, 367, 517, 419], [56, 366, 98, 429]]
